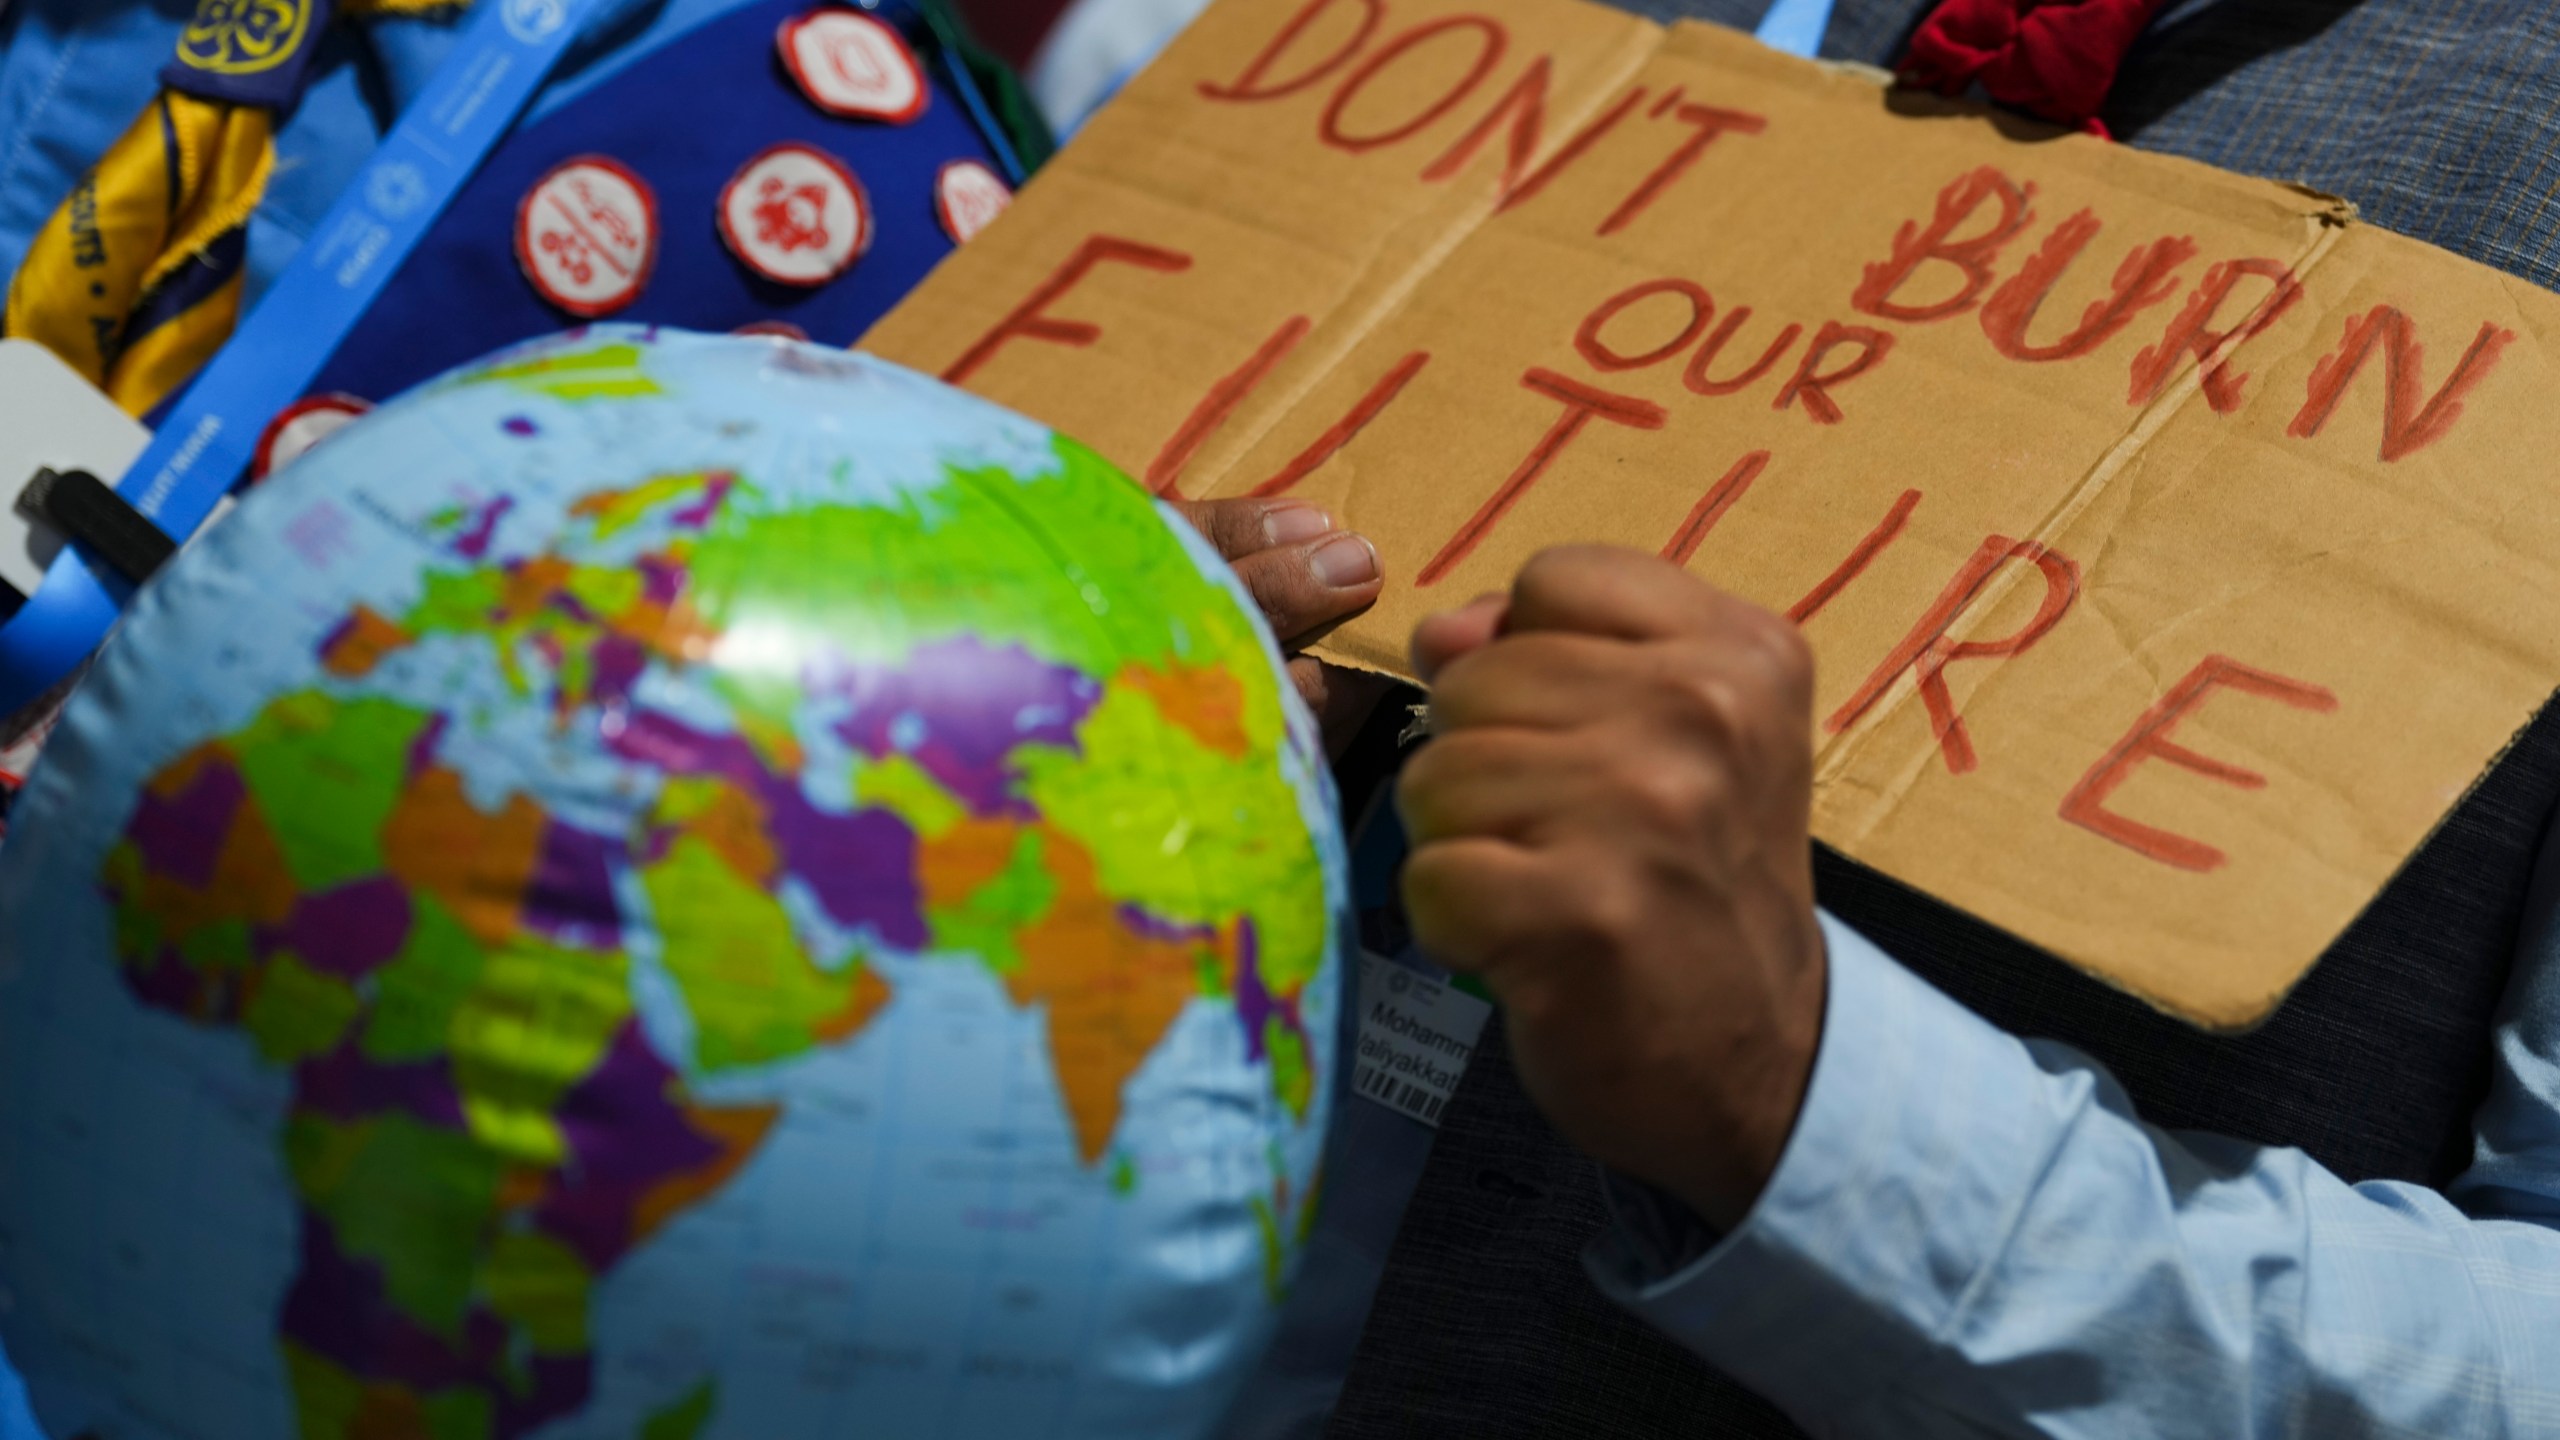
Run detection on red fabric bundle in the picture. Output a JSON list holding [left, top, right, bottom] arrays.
[[1898, 0, 2174, 133]]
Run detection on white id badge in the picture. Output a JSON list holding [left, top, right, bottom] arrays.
[[0, 340, 150, 604]]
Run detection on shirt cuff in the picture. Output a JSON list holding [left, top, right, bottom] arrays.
[[1584, 909, 2070, 1420]]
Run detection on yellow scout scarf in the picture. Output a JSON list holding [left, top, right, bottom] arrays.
[[4, 0, 456, 418]]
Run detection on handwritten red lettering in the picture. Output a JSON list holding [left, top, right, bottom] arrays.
[[943, 234, 1193, 386], [1595, 103, 1767, 237], [1682, 307, 1800, 396], [1826, 534, 2079, 774], [2127, 258, 2301, 412], [1786, 488, 1921, 624], [1851, 166, 2036, 323], [1320, 15, 1507, 153], [1574, 278, 1711, 372], [1420, 54, 1550, 191], [2286, 304, 2517, 462], [1978, 210, 2196, 362], [1773, 321, 1894, 424], [1247, 350, 1432, 497], [1417, 367, 1667, 585], [1496, 86, 1647, 214], [1146, 314, 1312, 497], [1198, 0, 1381, 102], [2059, 655, 2338, 872], [1660, 450, 1770, 565]]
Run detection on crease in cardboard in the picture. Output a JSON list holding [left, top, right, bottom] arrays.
[[1812, 195, 2358, 848]]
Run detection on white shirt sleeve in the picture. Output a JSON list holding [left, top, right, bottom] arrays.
[[1586, 906, 2560, 1437]]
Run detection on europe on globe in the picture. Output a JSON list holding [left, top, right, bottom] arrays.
[[0, 327, 1350, 1439]]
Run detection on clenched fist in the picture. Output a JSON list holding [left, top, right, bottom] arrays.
[[1398, 547, 1827, 1230]]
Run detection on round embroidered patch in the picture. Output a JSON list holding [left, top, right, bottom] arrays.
[[719, 144, 871, 287], [732, 319, 813, 341], [514, 156, 657, 317], [778, 9, 928, 123], [934, 159, 1013, 245], [252, 394, 372, 481]]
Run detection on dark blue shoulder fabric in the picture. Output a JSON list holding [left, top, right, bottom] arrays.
[[1327, 5, 2560, 1436], [305, 0, 1003, 403]]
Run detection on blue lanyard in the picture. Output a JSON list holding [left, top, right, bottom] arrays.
[[891, 0, 1026, 184], [0, 0, 606, 718]]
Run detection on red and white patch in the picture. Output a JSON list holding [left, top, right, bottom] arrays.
[[731, 320, 812, 341], [252, 394, 373, 482], [934, 160, 1012, 245], [514, 156, 657, 317], [777, 9, 927, 123], [719, 144, 870, 287]]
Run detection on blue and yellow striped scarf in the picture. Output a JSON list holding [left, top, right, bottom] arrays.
[[3, 0, 454, 417]]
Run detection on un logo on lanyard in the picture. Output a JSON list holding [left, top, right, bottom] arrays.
[[174, 0, 313, 77], [503, 0, 569, 43]]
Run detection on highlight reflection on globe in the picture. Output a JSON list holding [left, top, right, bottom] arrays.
[[0, 327, 1349, 1439]]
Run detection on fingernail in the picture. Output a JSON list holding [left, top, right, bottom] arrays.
[[1263, 504, 1334, 546], [1310, 532, 1380, 588]]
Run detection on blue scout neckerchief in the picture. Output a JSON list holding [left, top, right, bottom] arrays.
[[2, 0, 461, 421]]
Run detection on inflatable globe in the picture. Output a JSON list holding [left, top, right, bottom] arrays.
[[0, 328, 1349, 1439]]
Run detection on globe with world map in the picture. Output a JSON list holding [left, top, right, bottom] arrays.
[[0, 327, 1348, 1439]]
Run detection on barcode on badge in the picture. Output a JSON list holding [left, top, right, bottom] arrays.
[[1354, 1060, 1447, 1124]]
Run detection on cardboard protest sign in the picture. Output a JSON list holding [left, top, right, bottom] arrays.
[[859, 0, 2560, 1029]]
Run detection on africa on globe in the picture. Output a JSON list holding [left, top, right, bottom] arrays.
[[0, 327, 1350, 1439]]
